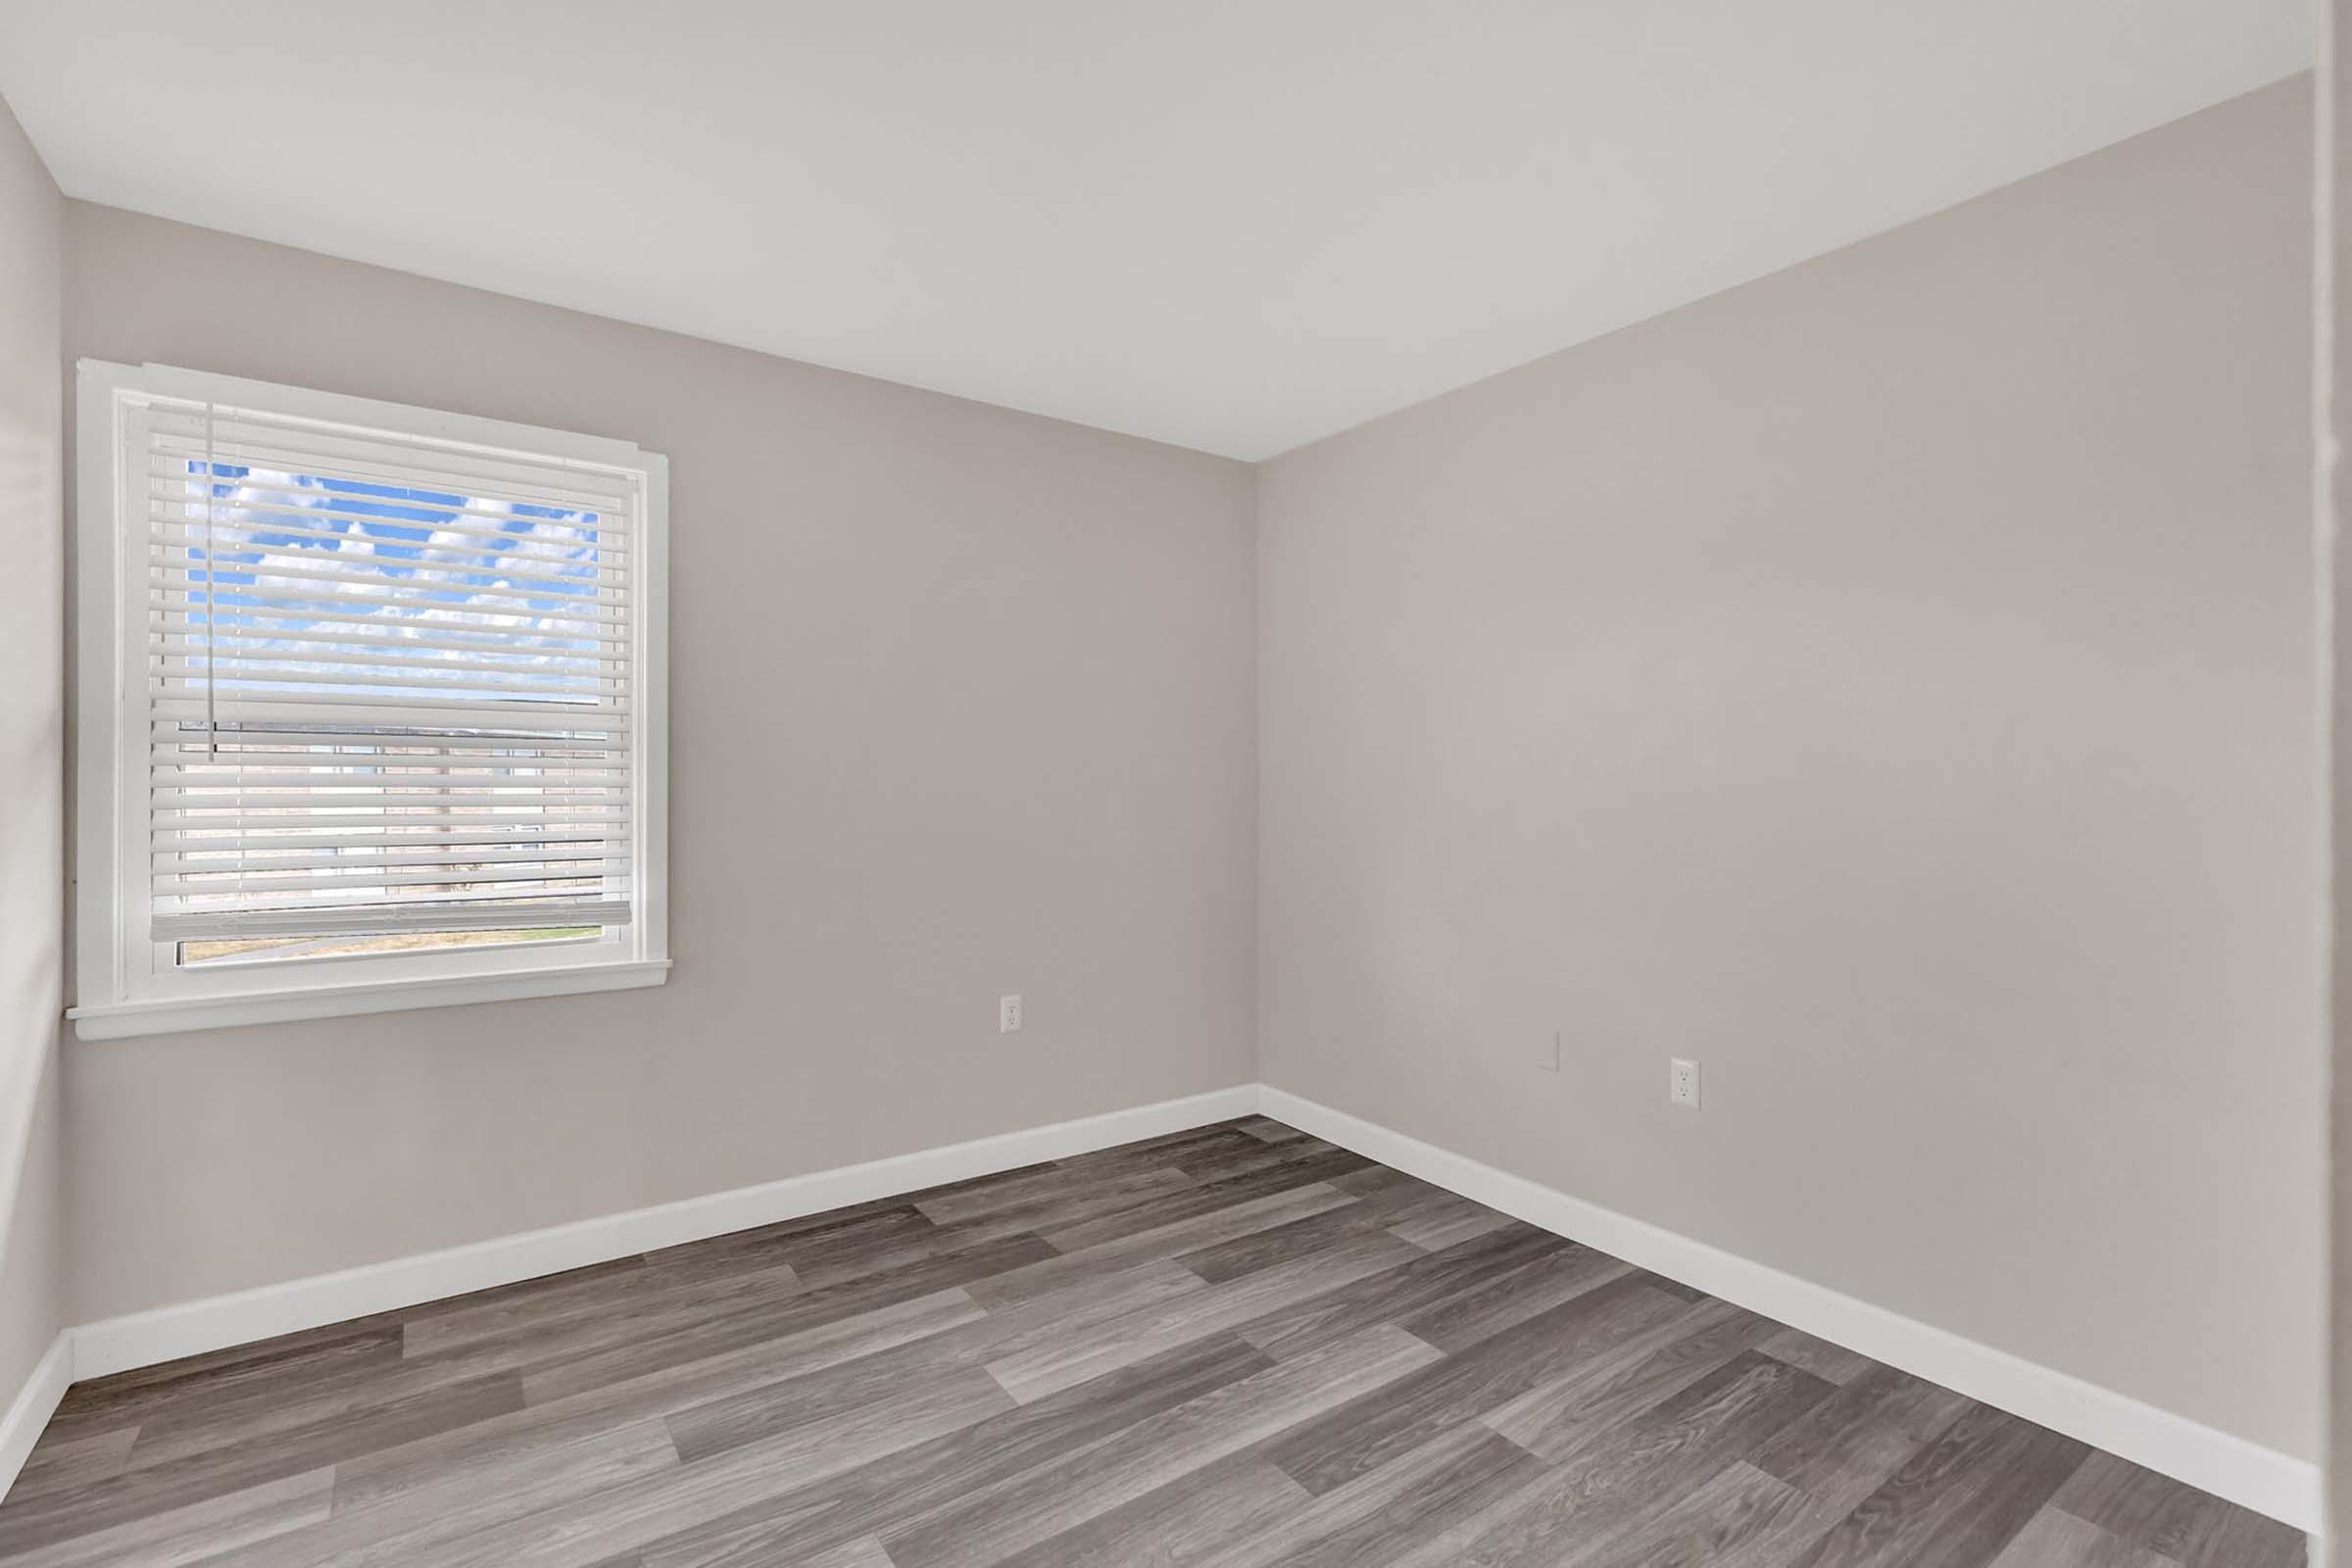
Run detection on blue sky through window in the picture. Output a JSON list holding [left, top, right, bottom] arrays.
[[178, 460, 612, 705]]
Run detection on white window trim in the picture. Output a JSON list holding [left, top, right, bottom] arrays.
[[70, 361, 670, 1040]]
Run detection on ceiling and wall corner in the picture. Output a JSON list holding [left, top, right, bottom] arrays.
[[0, 0, 2315, 460]]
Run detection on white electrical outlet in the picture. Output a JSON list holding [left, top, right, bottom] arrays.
[[1539, 1031, 1562, 1072], [1670, 1057, 1700, 1108], [1000, 994, 1023, 1034]]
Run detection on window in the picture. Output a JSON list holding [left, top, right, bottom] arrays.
[[72, 363, 667, 1038]]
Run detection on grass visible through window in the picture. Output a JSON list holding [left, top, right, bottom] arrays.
[[180, 927, 600, 965]]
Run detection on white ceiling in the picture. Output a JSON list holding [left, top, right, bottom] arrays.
[[0, 2, 2312, 460]]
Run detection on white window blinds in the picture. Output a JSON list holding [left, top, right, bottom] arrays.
[[138, 399, 643, 945]]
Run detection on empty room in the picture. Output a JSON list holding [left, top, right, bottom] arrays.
[[0, 2, 2345, 1564]]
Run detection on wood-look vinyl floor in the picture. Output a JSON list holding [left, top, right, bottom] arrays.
[[0, 1116, 2305, 1567]]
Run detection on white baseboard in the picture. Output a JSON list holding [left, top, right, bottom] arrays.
[[0, 1334, 72, 1500], [38, 1079, 2319, 1538], [1258, 1085, 2321, 1534], [68, 1084, 1258, 1383]]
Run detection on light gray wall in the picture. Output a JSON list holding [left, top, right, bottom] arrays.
[[60, 204, 1258, 1322], [0, 98, 66, 1399], [1257, 77, 2320, 1459]]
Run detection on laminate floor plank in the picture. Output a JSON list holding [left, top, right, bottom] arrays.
[[515, 1285, 988, 1415], [382, 1263, 810, 1401], [122, 1264, 808, 1477], [514, 1233, 1058, 1409], [882, 1325, 1442, 1568], [398, 1256, 656, 1323], [118, 1352, 539, 1478], [197, 1421, 682, 1568], [1386, 1193, 1522, 1252], [805, 1541, 897, 1568], [985, 1451, 1305, 1568], [1787, 1402, 2091, 1568], [1640, 1271, 1713, 1303], [1166, 1139, 1349, 1186], [1265, 1272, 1693, 1494], [397, 1371, 1012, 1568], [2050, 1448, 2308, 1568], [1328, 1162, 1432, 1197], [12, 1467, 332, 1568], [402, 1249, 815, 1359], [1480, 1293, 1781, 1463], [914, 1164, 1195, 1234], [1761, 1326, 1878, 1387], [62, 1319, 404, 1411], [198, 1291, 986, 1568], [1035, 1149, 1377, 1253], [1396, 1242, 1632, 1354], [1233, 1220, 1570, 1362], [1210, 1144, 1374, 1189], [643, 1200, 929, 1278], [372, 1288, 985, 1497], [658, 1208, 942, 1289], [1169, 1175, 1471, 1285], [918, 1169, 1205, 1252], [1052, 1121, 1261, 1172], [1191, 1423, 1544, 1568], [1608, 1370, 1983, 1568], [635, 1332, 1277, 1568], [1162, 1135, 1352, 1185], [0, 1432, 137, 1507], [982, 1230, 1422, 1404], [37, 1326, 405, 1449], [1561, 1457, 1822, 1568], [972, 1183, 1355, 1309], [664, 1257, 1206, 1460], [1749, 1362, 1976, 1518], [1433, 1352, 1839, 1568], [1988, 1507, 2177, 1568], [0, 1373, 523, 1558], [0, 1119, 2301, 1567]]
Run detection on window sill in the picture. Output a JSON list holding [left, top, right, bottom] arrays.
[[67, 959, 671, 1040]]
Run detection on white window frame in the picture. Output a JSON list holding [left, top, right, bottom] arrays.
[[70, 362, 669, 1039]]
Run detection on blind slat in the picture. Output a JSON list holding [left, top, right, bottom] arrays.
[[152, 528, 625, 597], [158, 643, 615, 679], [151, 727, 625, 753], [146, 486, 626, 549], [154, 899, 632, 942], [159, 843, 627, 872], [154, 822, 628, 845], [155, 762, 622, 782], [157, 560, 623, 607], [162, 661, 620, 693], [165, 864, 615, 895], [152, 589, 625, 633], [152, 594, 623, 635], [153, 695, 631, 727], [154, 670, 626, 705]]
